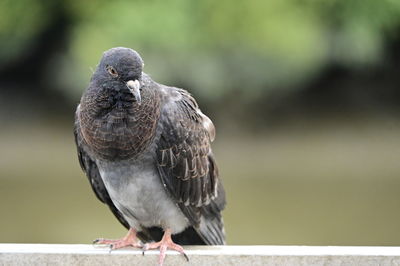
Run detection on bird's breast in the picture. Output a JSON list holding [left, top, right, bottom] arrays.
[[96, 159, 189, 233], [79, 99, 160, 161]]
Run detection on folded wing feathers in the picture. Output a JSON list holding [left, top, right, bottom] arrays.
[[157, 90, 219, 207]]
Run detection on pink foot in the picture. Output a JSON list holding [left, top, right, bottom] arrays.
[[93, 228, 142, 249], [143, 229, 189, 266]]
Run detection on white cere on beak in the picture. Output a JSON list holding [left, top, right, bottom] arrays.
[[126, 80, 142, 104]]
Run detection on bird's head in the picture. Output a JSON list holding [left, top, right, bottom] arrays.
[[93, 47, 144, 104]]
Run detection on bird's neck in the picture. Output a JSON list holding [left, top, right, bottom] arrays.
[[79, 85, 161, 161]]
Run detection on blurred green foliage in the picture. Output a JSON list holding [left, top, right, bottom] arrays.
[[0, 0, 53, 64], [1, 0, 399, 102]]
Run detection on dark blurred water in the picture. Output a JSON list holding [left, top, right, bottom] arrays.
[[1, 119, 400, 245]]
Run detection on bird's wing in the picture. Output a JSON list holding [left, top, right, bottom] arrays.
[[155, 87, 226, 245]]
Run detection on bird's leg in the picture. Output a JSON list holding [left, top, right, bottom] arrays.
[[93, 228, 142, 249], [142, 228, 189, 266]]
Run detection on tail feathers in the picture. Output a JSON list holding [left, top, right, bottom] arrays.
[[197, 215, 226, 245]]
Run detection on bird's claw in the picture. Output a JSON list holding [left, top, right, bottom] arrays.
[[142, 237, 189, 265], [92, 228, 142, 250], [142, 243, 189, 262], [92, 238, 105, 244], [182, 252, 189, 262]]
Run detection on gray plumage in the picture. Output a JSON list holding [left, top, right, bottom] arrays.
[[74, 47, 226, 245]]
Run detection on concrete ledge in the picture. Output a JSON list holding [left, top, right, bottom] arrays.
[[2, 244, 400, 265]]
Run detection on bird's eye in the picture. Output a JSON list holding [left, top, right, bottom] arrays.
[[106, 65, 118, 77]]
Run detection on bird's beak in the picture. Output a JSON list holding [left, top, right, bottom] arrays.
[[126, 80, 141, 104]]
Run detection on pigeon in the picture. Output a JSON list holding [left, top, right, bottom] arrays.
[[73, 47, 226, 265]]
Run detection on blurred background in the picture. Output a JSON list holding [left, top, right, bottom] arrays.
[[1, 0, 400, 246]]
